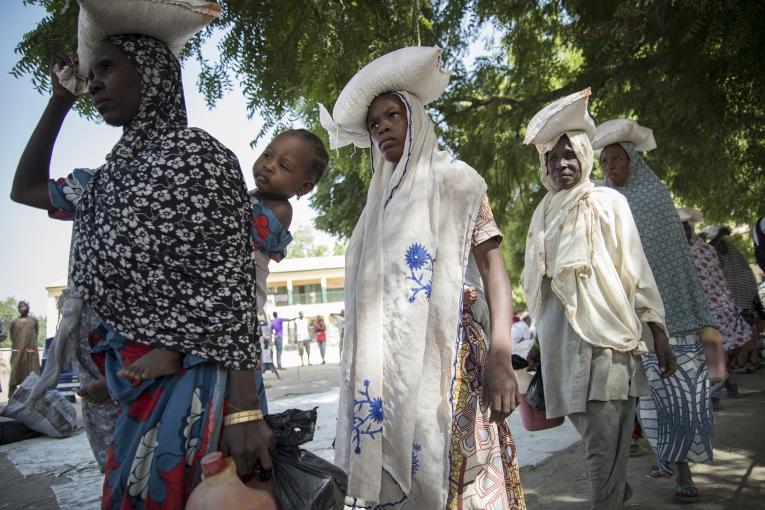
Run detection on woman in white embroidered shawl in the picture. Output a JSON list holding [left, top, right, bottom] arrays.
[[522, 89, 676, 509], [320, 47, 524, 509]]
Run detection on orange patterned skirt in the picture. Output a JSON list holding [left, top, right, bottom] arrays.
[[447, 312, 526, 510]]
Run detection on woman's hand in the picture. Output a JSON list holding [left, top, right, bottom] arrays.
[[463, 286, 477, 309], [223, 368, 274, 477], [526, 344, 540, 371], [49, 53, 78, 104], [221, 418, 274, 478], [481, 342, 521, 423], [648, 322, 677, 379]]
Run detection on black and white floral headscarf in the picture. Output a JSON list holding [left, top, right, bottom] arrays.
[[71, 35, 258, 369]]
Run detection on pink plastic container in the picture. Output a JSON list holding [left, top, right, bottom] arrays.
[[518, 395, 564, 431], [186, 452, 277, 510]]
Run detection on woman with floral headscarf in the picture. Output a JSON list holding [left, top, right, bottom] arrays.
[[11, 36, 272, 508], [598, 120, 716, 503], [678, 208, 753, 406], [320, 47, 524, 509], [522, 90, 674, 509]]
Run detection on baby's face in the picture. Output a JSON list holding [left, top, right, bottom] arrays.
[[253, 133, 314, 198]]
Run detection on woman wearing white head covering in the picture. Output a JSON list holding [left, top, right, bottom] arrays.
[[320, 48, 524, 509], [522, 90, 674, 509]]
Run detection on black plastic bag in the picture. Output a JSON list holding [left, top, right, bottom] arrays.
[[526, 370, 546, 411], [271, 446, 348, 510], [511, 354, 529, 370], [255, 407, 348, 509], [265, 407, 317, 447]]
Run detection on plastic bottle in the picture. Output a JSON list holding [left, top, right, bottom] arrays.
[[186, 452, 277, 510]]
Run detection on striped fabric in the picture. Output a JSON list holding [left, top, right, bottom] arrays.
[[718, 245, 759, 312], [638, 332, 713, 474]]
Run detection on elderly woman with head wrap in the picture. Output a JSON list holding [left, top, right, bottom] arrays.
[[596, 119, 717, 503], [522, 90, 674, 509], [320, 47, 525, 509], [11, 32, 274, 508]]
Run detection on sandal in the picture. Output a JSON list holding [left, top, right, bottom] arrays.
[[648, 464, 673, 478], [674, 482, 699, 503]]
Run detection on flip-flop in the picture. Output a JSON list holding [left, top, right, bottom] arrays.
[[674, 482, 699, 503], [648, 465, 673, 478]]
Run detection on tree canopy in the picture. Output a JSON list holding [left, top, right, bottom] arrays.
[[14, 0, 765, 302]]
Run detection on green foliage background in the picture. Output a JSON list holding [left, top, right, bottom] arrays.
[[14, 0, 765, 310]]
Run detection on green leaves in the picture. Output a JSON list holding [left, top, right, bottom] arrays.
[[13, 0, 765, 308]]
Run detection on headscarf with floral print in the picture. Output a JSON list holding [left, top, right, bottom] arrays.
[[70, 35, 258, 369]]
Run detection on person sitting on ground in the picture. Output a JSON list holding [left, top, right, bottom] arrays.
[[524, 91, 675, 509]]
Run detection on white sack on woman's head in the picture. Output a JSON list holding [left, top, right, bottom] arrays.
[[592, 118, 656, 151], [318, 46, 450, 149], [677, 207, 704, 225], [76, 0, 219, 75], [523, 88, 595, 145]]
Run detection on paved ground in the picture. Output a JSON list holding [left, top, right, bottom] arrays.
[[522, 367, 765, 509], [1, 349, 764, 509]]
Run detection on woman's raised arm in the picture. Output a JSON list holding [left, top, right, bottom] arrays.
[[11, 54, 77, 210]]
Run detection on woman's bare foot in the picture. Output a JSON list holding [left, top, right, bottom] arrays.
[[77, 378, 109, 404], [118, 348, 181, 381]]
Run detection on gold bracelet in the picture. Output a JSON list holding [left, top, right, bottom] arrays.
[[223, 409, 264, 427]]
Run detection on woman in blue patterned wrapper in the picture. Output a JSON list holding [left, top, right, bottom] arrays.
[[319, 47, 524, 509], [10, 35, 325, 509], [597, 119, 717, 504]]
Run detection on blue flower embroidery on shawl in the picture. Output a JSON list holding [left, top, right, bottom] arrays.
[[352, 379, 384, 454], [411, 443, 422, 475], [405, 243, 435, 303]]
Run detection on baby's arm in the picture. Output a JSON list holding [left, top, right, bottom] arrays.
[[264, 198, 293, 230]]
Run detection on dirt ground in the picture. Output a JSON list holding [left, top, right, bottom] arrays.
[[1, 362, 763, 509], [521, 367, 765, 509]]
